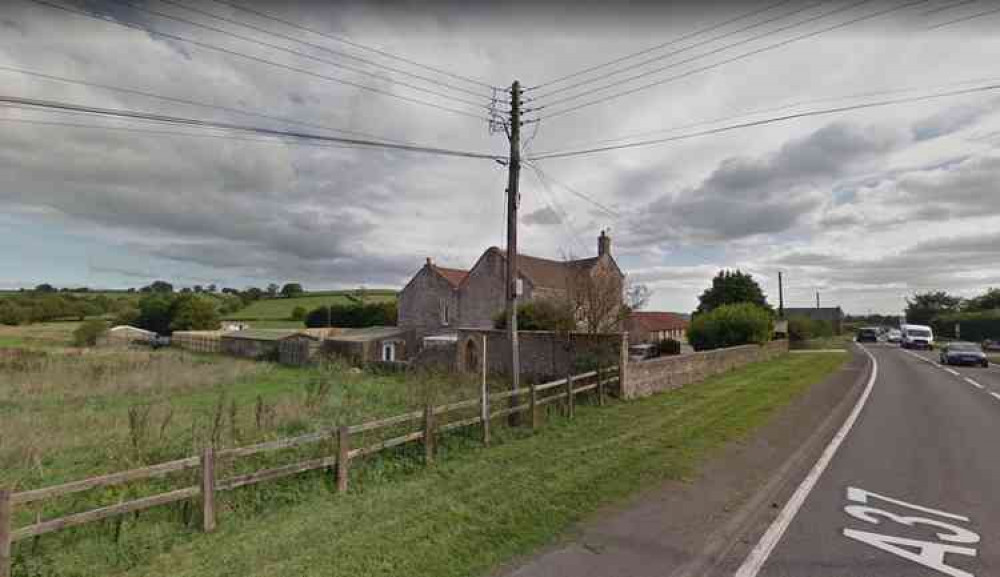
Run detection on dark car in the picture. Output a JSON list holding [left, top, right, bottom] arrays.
[[856, 327, 879, 343], [939, 342, 989, 367]]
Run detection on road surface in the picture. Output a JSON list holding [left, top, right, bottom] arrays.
[[745, 343, 1000, 577]]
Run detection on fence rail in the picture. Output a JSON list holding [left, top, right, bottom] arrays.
[[0, 367, 619, 577]]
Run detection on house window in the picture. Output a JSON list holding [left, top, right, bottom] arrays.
[[382, 341, 396, 362], [440, 298, 450, 326]]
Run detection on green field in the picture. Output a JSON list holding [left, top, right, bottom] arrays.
[[223, 290, 397, 321], [7, 351, 847, 577]]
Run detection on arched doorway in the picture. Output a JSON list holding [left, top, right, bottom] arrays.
[[463, 337, 480, 373]]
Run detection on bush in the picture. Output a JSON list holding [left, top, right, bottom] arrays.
[[304, 302, 397, 328], [787, 316, 834, 342], [291, 306, 308, 321], [931, 309, 1000, 342], [656, 338, 682, 356], [688, 303, 773, 351], [493, 299, 576, 332], [73, 319, 109, 347]]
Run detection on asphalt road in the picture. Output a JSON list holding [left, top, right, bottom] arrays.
[[748, 343, 1000, 577]]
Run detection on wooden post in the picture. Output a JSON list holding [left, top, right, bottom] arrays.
[[565, 371, 575, 418], [597, 360, 606, 407], [423, 404, 435, 465], [481, 337, 490, 446], [200, 447, 216, 533], [0, 489, 11, 577], [337, 426, 350, 494], [529, 383, 538, 430]]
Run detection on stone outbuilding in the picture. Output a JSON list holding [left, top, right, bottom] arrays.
[[627, 312, 689, 344], [321, 326, 410, 365]]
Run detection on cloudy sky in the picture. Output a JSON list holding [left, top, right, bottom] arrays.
[[2, 0, 999, 314]]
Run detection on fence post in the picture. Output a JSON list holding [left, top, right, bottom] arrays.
[[597, 360, 606, 407], [0, 489, 11, 577], [423, 404, 435, 465], [337, 425, 350, 494], [481, 337, 490, 446], [200, 447, 216, 533], [529, 383, 538, 430], [565, 371, 575, 418]]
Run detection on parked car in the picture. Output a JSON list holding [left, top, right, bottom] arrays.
[[856, 327, 879, 343], [900, 323, 934, 349], [939, 342, 989, 367], [149, 335, 171, 349], [628, 344, 657, 361], [886, 329, 902, 343]]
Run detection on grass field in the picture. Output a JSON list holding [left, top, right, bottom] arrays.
[[7, 351, 847, 577], [223, 290, 397, 321], [0, 321, 81, 349]]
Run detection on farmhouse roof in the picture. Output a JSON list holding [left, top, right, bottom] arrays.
[[630, 311, 689, 332], [430, 264, 470, 288], [490, 248, 608, 291]]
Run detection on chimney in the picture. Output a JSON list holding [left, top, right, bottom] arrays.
[[598, 230, 611, 256], [426, 257, 433, 268]]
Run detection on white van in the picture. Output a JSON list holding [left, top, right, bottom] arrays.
[[900, 324, 934, 349]]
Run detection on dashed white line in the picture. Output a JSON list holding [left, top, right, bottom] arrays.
[[733, 344, 878, 577], [965, 377, 984, 389], [944, 367, 960, 376], [991, 392, 1000, 402]]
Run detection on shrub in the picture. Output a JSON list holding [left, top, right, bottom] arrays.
[[787, 316, 834, 342], [291, 306, 308, 321], [688, 303, 773, 351], [493, 299, 576, 332], [931, 309, 1000, 342], [656, 338, 682, 356], [304, 302, 397, 328], [73, 319, 109, 347]]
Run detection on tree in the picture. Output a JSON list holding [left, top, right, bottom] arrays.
[[266, 283, 280, 298], [134, 293, 174, 334], [34, 283, 57, 293], [493, 299, 576, 332], [281, 283, 304, 298], [904, 291, 962, 325], [170, 295, 220, 331], [695, 269, 770, 315], [965, 288, 1000, 312], [290, 306, 308, 321], [73, 319, 109, 347], [141, 280, 174, 293], [688, 303, 773, 351], [563, 260, 627, 334]]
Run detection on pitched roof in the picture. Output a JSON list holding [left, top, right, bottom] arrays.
[[491, 248, 607, 291], [630, 311, 689, 332], [431, 265, 469, 288]]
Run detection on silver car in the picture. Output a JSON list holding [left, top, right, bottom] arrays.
[[939, 342, 989, 367]]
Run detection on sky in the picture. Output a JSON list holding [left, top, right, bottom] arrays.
[[2, 0, 1000, 315]]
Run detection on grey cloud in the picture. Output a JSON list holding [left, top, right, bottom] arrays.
[[912, 99, 998, 141], [523, 206, 561, 226], [627, 122, 901, 244]]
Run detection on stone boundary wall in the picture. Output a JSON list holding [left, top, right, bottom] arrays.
[[621, 340, 789, 400]]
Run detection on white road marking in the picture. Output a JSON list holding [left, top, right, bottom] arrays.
[[733, 344, 878, 577], [944, 368, 960, 376], [991, 392, 1000, 402], [965, 378, 984, 390]]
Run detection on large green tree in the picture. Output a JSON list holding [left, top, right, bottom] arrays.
[[964, 288, 1000, 312], [170, 295, 220, 331], [695, 269, 771, 315], [904, 291, 962, 325]]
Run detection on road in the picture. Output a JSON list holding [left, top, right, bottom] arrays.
[[743, 343, 1000, 577]]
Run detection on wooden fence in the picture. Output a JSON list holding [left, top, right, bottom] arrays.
[[170, 331, 224, 354], [0, 367, 619, 577]]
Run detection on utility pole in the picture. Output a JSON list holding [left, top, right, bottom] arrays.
[[778, 271, 784, 319], [816, 291, 821, 309], [504, 81, 522, 424]]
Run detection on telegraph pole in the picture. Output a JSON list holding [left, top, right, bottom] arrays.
[[505, 81, 522, 424], [778, 271, 784, 318]]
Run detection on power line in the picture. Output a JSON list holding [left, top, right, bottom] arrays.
[[205, 0, 496, 91], [102, 0, 491, 110], [0, 64, 413, 144], [528, 82, 1000, 160], [923, 0, 980, 16], [25, 0, 491, 122], [526, 163, 588, 256], [551, 74, 1000, 151], [530, 0, 827, 101], [528, 0, 795, 91], [153, 0, 493, 101], [0, 95, 505, 160], [541, 0, 929, 120], [927, 4, 1000, 28], [526, 161, 621, 218]]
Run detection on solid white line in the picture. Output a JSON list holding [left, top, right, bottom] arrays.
[[991, 392, 1000, 402], [733, 343, 878, 577], [965, 377, 984, 389]]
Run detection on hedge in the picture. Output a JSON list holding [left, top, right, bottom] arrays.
[[931, 310, 1000, 342], [688, 302, 773, 351]]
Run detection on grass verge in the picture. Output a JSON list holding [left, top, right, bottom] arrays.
[[12, 352, 847, 577]]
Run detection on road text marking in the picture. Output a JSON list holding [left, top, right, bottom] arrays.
[[733, 345, 878, 577], [964, 378, 984, 389], [842, 487, 979, 577]]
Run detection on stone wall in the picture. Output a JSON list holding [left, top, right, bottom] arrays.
[[457, 249, 509, 330], [455, 328, 625, 383], [621, 340, 788, 400], [398, 264, 458, 342]]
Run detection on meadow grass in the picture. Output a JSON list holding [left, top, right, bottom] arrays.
[[224, 290, 396, 321], [7, 352, 847, 577]]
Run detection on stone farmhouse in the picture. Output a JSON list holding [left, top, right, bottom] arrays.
[[399, 231, 624, 344]]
